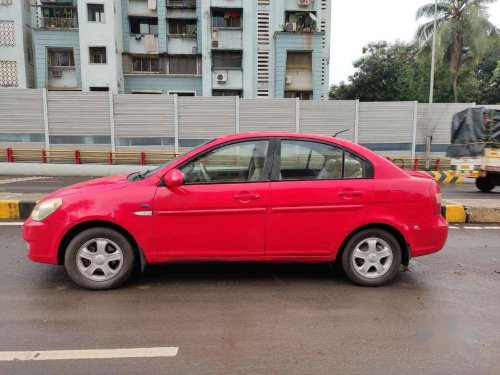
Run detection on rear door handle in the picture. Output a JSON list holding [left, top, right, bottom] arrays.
[[338, 190, 363, 198], [233, 193, 260, 201]]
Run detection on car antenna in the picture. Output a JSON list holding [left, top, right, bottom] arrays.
[[333, 129, 349, 137]]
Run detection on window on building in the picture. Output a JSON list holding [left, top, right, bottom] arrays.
[[211, 10, 241, 28], [168, 56, 198, 75], [90, 87, 109, 91], [89, 47, 107, 64], [169, 92, 196, 96], [212, 51, 242, 69], [286, 52, 312, 69], [212, 90, 242, 98], [87, 4, 105, 23], [132, 56, 160, 73], [168, 19, 197, 36], [0, 21, 15, 47], [129, 17, 158, 35], [284, 91, 313, 100], [48, 49, 75, 67], [0, 61, 18, 87]]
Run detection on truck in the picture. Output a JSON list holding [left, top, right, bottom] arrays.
[[447, 108, 500, 192]]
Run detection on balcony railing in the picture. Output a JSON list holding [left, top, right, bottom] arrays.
[[166, 0, 196, 8], [39, 16, 78, 29]]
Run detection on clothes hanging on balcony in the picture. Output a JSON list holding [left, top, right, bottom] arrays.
[[148, 0, 157, 10], [144, 34, 156, 53]]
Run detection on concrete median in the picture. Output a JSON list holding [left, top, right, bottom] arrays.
[[0, 200, 37, 221]]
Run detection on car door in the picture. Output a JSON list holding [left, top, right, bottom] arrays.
[[266, 138, 375, 256], [153, 138, 273, 259]]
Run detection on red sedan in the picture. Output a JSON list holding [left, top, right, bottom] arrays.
[[23, 133, 448, 289]]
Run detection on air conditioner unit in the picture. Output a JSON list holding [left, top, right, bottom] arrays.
[[298, 0, 311, 5], [216, 73, 227, 83], [285, 76, 292, 85], [212, 40, 219, 48], [51, 69, 62, 78]]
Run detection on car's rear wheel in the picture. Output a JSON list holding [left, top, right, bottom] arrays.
[[64, 227, 135, 290], [341, 229, 401, 287]]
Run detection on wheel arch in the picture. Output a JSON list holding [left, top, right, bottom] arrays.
[[57, 220, 143, 267], [336, 223, 410, 267]]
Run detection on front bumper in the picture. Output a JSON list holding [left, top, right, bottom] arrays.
[[22, 218, 67, 265]]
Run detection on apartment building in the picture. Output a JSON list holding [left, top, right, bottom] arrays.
[[25, 0, 331, 99], [30, 0, 122, 92], [0, 0, 33, 89]]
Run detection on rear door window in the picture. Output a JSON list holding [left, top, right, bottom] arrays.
[[276, 139, 372, 181]]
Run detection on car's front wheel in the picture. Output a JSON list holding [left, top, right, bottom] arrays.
[[64, 227, 135, 290], [341, 229, 401, 287]]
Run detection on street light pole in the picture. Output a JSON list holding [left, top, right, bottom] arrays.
[[425, 0, 438, 170]]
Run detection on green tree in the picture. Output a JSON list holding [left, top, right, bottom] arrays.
[[329, 41, 426, 101], [329, 40, 498, 103], [415, 0, 499, 102]]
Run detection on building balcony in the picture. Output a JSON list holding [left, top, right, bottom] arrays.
[[212, 69, 243, 90], [210, 0, 242, 8], [283, 11, 317, 33], [37, 17, 78, 29], [128, 0, 157, 17], [167, 36, 198, 54], [47, 66, 79, 90], [32, 2, 79, 30], [211, 29, 242, 50], [129, 34, 159, 54], [166, 0, 196, 8]]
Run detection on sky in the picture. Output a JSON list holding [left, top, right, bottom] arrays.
[[330, 0, 500, 84]]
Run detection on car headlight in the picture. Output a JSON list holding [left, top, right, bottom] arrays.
[[31, 198, 63, 222]]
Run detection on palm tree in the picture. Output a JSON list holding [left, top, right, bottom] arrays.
[[415, 0, 498, 102]]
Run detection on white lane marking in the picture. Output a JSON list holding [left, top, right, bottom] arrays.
[[0, 222, 24, 226], [0, 347, 179, 361], [449, 226, 500, 230], [0, 176, 53, 185]]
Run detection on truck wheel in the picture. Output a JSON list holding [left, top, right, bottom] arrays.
[[475, 176, 495, 192]]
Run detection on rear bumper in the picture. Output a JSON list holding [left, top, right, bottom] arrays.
[[409, 215, 448, 258], [22, 218, 66, 265]]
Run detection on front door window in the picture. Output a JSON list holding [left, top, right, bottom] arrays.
[[180, 140, 270, 184]]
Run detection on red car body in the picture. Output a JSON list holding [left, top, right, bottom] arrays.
[[23, 133, 448, 269]]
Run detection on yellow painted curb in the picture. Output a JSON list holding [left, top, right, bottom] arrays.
[[444, 205, 467, 223], [0, 200, 20, 220]]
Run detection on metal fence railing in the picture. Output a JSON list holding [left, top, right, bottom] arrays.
[[0, 148, 179, 166], [1, 147, 450, 171]]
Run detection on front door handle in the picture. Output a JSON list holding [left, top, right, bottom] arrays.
[[338, 190, 363, 198], [233, 193, 260, 201]]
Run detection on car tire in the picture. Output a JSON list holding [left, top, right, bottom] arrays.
[[64, 227, 135, 290], [341, 229, 402, 287], [475, 176, 495, 192]]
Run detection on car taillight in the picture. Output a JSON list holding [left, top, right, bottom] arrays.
[[430, 182, 442, 216]]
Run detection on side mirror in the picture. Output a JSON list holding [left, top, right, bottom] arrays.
[[164, 169, 184, 188]]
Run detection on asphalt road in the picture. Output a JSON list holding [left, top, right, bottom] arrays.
[[0, 225, 498, 374], [0, 175, 498, 200]]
